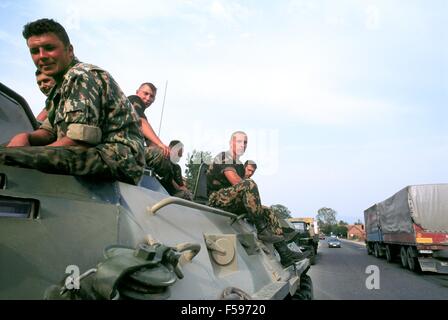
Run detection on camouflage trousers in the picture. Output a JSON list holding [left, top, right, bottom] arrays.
[[173, 189, 193, 201], [208, 179, 283, 235], [0, 145, 124, 183], [144, 146, 175, 194]]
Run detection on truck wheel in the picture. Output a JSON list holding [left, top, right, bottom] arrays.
[[400, 246, 408, 269], [291, 274, 313, 300], [407, 247, 421, 273], [385, 245, 393, 262], [374, 243, 381, 258], [366, 243, 372, 255]]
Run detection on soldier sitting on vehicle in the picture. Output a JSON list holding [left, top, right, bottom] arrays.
[[243, 160, 257, 179], [206, 131, 306, 267], [127, 83, 169, 152], [35, 69, 56, 122], [0, 18, 145, 185], [168, 140, 193, 200], [127, 84, 178, 193]]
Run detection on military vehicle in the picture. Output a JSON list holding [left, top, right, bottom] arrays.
[[288, 218, 319, 265], [0, 82, 312, 300]]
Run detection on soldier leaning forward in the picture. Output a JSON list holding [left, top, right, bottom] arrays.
[[1, 18, 145, 185]]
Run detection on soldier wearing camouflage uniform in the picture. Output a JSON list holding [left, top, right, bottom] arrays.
[[128, 86, 180, 194], [206, 131, 305, 267], [0, 18, 145, 185]]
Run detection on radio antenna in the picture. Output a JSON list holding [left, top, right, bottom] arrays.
[[158, 80, 168, 137]]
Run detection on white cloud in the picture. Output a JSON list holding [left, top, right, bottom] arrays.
[[208, 0, 251, 24], [196, 33, 216, 48], [35, 0, 182, 26], [365, 5, 381, 30], [165, 62, 403, 126], [210, 1, 227, 18]]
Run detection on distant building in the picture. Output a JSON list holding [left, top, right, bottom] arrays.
[[347, 224, 366, 241]]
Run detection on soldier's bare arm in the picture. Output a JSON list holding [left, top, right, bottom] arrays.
[[47, 136, 86, 147], [7, 129, 54, 147], [140, 118, 170, 158], [36, 108, 48, 122], [7, 132, 32, 147], [224, 169, 243, 186]]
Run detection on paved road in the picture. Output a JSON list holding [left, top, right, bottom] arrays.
[[307, 238, 448, 300]]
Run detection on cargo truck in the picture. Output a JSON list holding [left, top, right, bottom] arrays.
[[364, 184, 448, 273]]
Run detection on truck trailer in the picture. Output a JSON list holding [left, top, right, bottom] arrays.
[[364, 184, 448, 273]]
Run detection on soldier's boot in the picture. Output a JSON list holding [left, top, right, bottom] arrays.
[[273, 240, 308, 268], [253, 220, 283, 243]]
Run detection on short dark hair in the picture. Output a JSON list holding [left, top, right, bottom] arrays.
[[169, 140, 183, 149], [35, 69, 41, 76], [244, 160, 257, 170], [139, 82, 157, 94], [23, 18, 70, 47]]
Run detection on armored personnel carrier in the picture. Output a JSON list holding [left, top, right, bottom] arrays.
[[0, 82, 312, 300]]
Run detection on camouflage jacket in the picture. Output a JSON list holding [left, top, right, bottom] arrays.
[[127, 95, 152, 146], [41, 59, 145, 185], [206, 151, 244, 195]]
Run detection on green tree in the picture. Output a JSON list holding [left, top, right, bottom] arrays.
[[316, 207, 338, 235], [271, 204, 292, 219], [334, 223, 348, 238], [316, 207, 337, 228], [185, 150, 212, 192]]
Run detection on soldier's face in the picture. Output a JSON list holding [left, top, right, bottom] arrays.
[[137, 85, 156, 107], [27, 32, 74, 77], [231, 133, 247, 156], [36, 73, 56, 96], [244, 165, 256, 178]]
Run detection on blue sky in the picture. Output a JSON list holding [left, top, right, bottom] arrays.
[[1, 0, 447, 223]]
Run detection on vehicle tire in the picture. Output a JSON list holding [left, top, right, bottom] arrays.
[[291, 274, 313, 300], [366, 243, 373, 255], [385, 245, 393, 263], [407, 247, 421, 273], [309, 251, 316, 265], [374, 243, 381, 258], [400, 246, 408, 269]]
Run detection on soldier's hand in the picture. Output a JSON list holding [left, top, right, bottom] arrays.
[[159, 143, 170, 159], [7, 133, 30, 147]]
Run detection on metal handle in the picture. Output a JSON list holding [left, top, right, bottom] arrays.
[[150, 196, 239, 219]]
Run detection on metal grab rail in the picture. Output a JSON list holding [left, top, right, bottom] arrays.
[[150, 196, 240, 219]]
